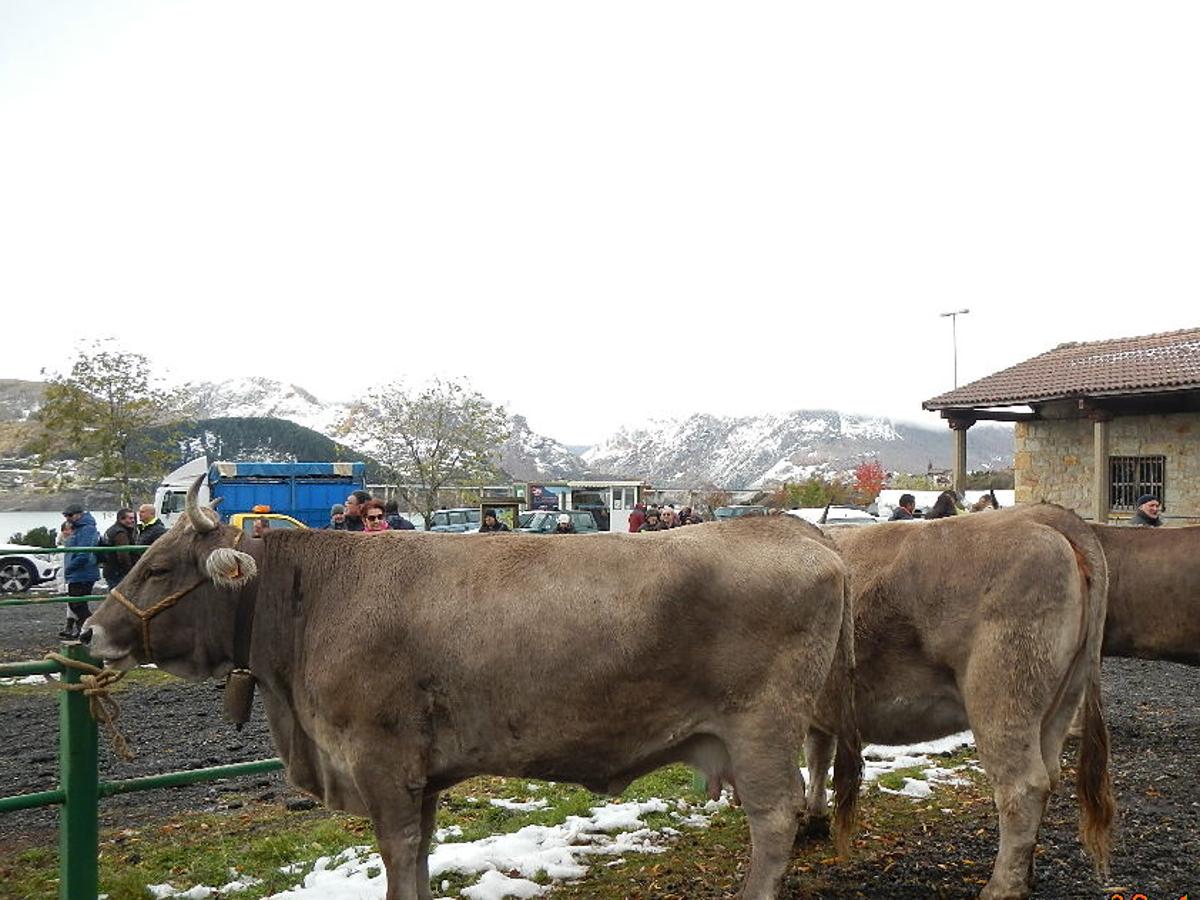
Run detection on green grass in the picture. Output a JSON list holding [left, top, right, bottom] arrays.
[[0, 665, 176, 702], [0, 753, 992, 899]]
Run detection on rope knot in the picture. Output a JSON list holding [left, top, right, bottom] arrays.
[[44, 651, 135, 761]]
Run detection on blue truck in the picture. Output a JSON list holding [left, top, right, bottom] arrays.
[[155, 457, 367, 530]]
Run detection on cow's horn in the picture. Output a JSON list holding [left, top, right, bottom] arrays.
[[186, 474, 218, 533]]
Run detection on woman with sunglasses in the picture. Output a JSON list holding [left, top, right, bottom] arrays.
[[361, 499, 390, 533]]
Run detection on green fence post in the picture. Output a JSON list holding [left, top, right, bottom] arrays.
[[58, 642, 99, 900]]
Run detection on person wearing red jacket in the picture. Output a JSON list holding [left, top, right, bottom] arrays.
[[627, 502, 646, 533]]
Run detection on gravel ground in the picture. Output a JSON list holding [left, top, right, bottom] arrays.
[[2, 600, 1197, 898]]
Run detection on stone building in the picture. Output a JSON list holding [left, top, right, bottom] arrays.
[[923, 328, 1200, 523]]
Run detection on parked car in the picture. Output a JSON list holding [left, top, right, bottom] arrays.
[[428, 508, 482, 533], [0, 544, 62, 594], [516, 510, 599, 534], [786, 507, 880, 527], [713, 505, 768, 520]]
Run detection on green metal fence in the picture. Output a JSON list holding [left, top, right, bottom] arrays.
[[0, 548, 283, 899]]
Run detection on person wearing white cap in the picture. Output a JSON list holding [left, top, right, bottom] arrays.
[[554, 513, 576, 534]]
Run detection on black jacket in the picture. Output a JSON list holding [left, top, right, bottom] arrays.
[[1130, 509, 1162, 527], [102, 522, 137, 584], [137, 518, 168, 545]]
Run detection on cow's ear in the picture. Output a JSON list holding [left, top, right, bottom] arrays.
[[206, 548, 258, 590]]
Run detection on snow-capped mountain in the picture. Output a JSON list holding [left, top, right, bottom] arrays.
[[185, 379, 587, 481], [583, 410, 1012, 488], [497, 416, 587, 481], [0, 376, 1014, 488], [188, 378, 350, 437]]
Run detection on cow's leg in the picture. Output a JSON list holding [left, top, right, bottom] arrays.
[[355, 765, 427, 900], [726, 729, 806, 900], [416, 791, 440, 900], [967, 685, 1053, 900], [801, 728, 835, 838]]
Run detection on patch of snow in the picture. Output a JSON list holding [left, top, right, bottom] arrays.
[[489, 798, 549, 812]]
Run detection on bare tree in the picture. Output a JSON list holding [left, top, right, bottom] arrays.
[[347, 378, 511, 525], [34, 340, 190, 507]]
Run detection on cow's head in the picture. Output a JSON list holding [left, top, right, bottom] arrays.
[[81, 475, 262, 680]]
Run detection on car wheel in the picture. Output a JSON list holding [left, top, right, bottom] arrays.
[[0, 560, 35, 593]]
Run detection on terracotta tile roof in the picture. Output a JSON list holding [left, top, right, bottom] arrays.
[[924, 327, 1200, 410]]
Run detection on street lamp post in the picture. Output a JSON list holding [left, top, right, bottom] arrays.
[[939, 308, 970, 387]]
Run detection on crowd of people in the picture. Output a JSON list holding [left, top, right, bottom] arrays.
[[57, 502, 168, 639], [324, 492, 416, 532], [627, 502, 704, 532]]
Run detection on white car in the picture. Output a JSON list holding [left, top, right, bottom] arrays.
[[0, 544, 62, 593], [785, 507, 880, 527]]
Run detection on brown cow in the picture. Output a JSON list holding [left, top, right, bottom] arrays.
[[82, 477, 861, 900], [804, 504, 1115, 900], [1091, 523, 1200, 666]]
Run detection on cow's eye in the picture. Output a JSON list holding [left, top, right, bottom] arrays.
[[147, 566, 171, 578]]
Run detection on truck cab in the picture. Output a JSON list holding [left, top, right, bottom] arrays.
[[230, 511, 308, 535]]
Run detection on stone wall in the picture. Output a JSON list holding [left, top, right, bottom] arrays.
[[1012, 407, 1200, 520]]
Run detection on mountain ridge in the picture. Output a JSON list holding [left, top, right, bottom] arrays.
[[0, 376, 1013, 489]]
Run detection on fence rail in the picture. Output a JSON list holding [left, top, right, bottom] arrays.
[[1, 618, 283, 898]]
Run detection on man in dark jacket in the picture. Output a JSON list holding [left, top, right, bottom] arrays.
[[61, 505, 100, 639], [478, 509, 510, 533], [137, 503, 167, 545], [639, 508, 665, 532], [343, 490, 371, 532], [101, 508, 138, 588], [889, 494, 916, 520], [385, 499, 416, 530], [1130, 494, 1162, 527]]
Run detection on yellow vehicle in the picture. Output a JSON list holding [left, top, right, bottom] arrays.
[[230, 506, 308, 535]]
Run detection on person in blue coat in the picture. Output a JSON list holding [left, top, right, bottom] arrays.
[[61, 504, 100, 639]]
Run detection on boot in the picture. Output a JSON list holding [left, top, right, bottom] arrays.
[[58, 619, 79, 640]]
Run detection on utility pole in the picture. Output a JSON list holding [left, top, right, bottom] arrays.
[[939, 308, 970, 387]]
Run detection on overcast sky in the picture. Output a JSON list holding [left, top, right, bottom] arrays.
[[3, 2, 1197, 445]]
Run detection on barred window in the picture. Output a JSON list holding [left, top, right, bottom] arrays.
[[1109, 455, 1166, 511]]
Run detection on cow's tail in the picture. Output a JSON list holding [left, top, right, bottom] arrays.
[[1077, 653, 1115, 874], [829, 576, 862, 857], [1061, 531, 1115, 876]]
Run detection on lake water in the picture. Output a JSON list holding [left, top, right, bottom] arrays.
[[0, 511, 120, 544]]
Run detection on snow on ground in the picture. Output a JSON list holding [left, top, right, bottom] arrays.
[[145, 733, 977, 900]]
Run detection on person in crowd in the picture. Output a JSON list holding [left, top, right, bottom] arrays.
[[924, 490, 962, 520], [362, 499, 390, 533], [385, 499, 416, 530], [101, 508, 138, 588], [137, 503, 167, 545], [56, 519, 73, 595], [685, 509, 705, 525], [639, 507, 665, 532], [1130, 493, 1162, 527], [327, 504, 347, 530], [251, 517, 271, 539], [344, 490, 371, 532], [60, 504, 100, 639], [554, 513, 576, 534], [969, 490, 1000, 512], [660, 507, 678, 529], [889, 494, 917, 521], [479, 508, 510, 533], [627, 502, 646, 533]]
